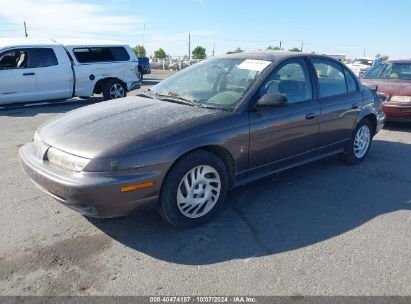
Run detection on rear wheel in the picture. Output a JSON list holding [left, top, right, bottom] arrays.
[[158, 150, 229, 228], [341, 119, 373, 164], [102, 79, 127, 100]]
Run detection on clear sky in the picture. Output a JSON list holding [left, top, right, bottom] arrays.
[[0, 0, 410, 59]]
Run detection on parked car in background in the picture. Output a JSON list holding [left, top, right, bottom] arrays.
[[0, 39, 141, 105], [362, 60, 411, 122], [19, 52, 384, 227], [138, 57, 151, 81], [346, 57, 382, 78]]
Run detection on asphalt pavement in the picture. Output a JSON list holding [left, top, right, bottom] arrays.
[[0, 70, 410, 296]]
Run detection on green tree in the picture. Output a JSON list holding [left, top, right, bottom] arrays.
[[289, 47, 302, 52], [133, 45, 146, 57], [192, 46, 207, 59], [226, 47, 244, 54], [267, 45, 281, 51], [154, 48, 167, 59]]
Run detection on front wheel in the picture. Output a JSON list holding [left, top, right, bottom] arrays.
[[102, 79, 127, 100], [158, 150, 229, 228], [341, 119, 373, 164]]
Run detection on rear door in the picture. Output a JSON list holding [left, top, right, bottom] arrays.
[[0, 48, 38, 105], [28, 47, 72, 101], [249, 57, 320, 170], [309, 58, 362, 146]]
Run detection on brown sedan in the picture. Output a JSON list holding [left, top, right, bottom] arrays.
[[19, 52, 385, 228], [362, 60, 411, 122]]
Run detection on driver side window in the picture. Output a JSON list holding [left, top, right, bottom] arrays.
[[260, 58, 312, 104], [0, 49, 29, 69]]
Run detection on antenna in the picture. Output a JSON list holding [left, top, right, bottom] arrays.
[[188, 33, 191, 60], [143, 23, 145, 46], [24, 21, 28, 38]]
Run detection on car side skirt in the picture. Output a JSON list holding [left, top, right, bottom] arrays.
[[234, 144, 347, 188]]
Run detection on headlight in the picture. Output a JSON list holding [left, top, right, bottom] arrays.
[[390, 96, 411, 103], [46, 147, 90, 172]]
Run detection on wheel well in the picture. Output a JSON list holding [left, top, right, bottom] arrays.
[[201, 146, 235, 187], [362, 114, 377, 136], [93, 77, 126, 94], [167, 145, 236, 188]]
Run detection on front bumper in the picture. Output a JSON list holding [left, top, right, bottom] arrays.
[[382, 102, 411, 122], [376, 110, 386, 133], [19, 143, 160, 218], [127, 81, 141, 92]]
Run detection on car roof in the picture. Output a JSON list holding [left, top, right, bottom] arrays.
[[354, 57, 375, 60], [0, 38, 128, 50], [0, 39, 60, 49], [216, 50, 339, 63], [55, 39, 128, 48], [385, 59, 411, 64]]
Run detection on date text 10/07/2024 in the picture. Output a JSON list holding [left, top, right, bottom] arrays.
[[149, 296, 257, 303]]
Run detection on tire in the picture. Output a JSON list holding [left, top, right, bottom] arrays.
[[158, 150, 229, 228], [341, 119, 373, 164], [102, 79, 127, 101], [138, 69, 143, 82]]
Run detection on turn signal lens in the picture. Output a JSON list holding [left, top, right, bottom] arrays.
[[120, 181, 155, 193]]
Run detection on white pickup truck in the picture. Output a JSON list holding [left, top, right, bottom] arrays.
[[0, 39, 141, 105], [346, 57, 382, 78]]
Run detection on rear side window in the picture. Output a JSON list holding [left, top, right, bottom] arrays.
[[28, 48, 58, 68], [312, 59, 347, 98], [73, 47, 130, 63], [344, 69, 357, 93]]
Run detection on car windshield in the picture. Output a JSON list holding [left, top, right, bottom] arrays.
[[150, 58, 272, 110], [353, 59, 373, 66], [363, 62, 411, 80]]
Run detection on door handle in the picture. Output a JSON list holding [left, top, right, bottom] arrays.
[[352, 103, 360, 109], [23, 72, 35, 76], [305, 113, 316, 120]]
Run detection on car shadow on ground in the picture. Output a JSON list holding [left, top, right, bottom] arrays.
[[383, 121, 411, 131], [89, 138, 411, 265]]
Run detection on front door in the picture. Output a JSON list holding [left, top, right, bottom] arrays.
[[249, 57, 320, 171], [0, 49, 38, 105]]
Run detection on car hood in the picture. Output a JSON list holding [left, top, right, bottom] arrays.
[[361, 79, 411, 98], [37, 97, 228, 159]]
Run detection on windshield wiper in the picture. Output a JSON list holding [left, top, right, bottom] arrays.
[[137, 92, 155, 99], [152, 91, 227, 111], [155, 91, 198, 107]]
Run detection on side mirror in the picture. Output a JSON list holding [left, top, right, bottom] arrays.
[[256, 94, 288, 108]]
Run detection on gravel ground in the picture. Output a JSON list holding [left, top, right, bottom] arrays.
[[0, 70, 410, 296]]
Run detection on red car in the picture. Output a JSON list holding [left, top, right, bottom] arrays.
[[362, 60, 411, 122]]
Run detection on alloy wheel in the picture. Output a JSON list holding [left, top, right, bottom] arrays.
[[109, 84, 125, 99], [176, 165, 221, 218], [354, 125, 371, 159]]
